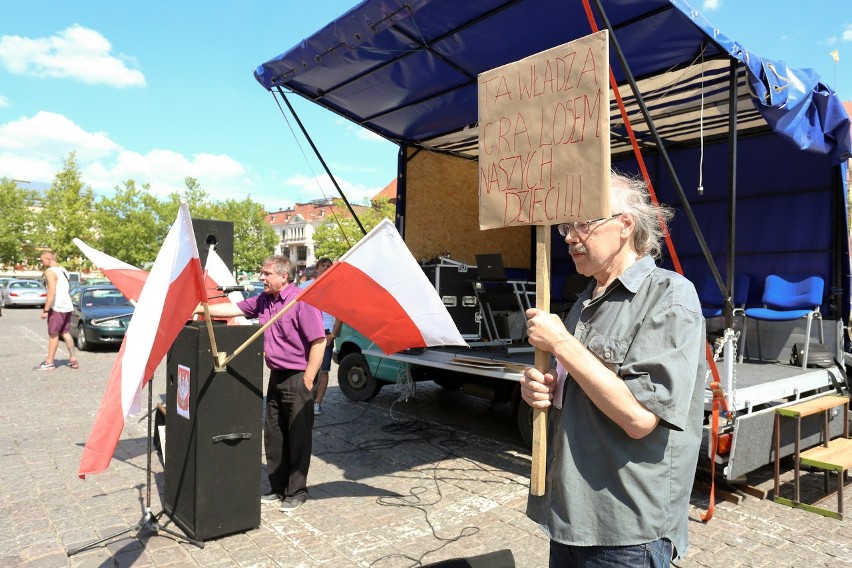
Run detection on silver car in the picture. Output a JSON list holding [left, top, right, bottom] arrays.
[[0, 279, 47, 308]]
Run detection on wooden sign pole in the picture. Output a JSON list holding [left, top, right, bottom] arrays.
[[475, 30, 609, 498], [530, 225, 550, 496]]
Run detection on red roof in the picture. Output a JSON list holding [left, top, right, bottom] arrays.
[[372, 179, 397, 203], [265, 200, 369, 225]]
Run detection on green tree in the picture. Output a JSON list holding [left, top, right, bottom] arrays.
[[92, 180, 170, 268], [156, 178, 274, 273], [207, 197, 278, 274], [313, 197, 396, 259], [34, 153, 96, 268], [156, 177, 217, 222], [0, 178, 38, 266]]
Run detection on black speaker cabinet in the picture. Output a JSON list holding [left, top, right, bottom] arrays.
[[421, 263, 480, 340], [164, 322, 263, 541], [192, 218, 234, 272]]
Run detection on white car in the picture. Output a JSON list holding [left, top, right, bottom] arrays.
[[0, 279, 47, 308]]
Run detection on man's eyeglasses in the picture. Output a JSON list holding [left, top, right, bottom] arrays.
[[557, 213, 623, 237]]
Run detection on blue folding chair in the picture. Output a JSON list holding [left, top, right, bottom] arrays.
[[698, 273, 749, 321], [739, 274, 824, 368]]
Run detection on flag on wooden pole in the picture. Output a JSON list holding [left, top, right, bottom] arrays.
[[296, 219, 466, 354], [78, 203, 206, 478]]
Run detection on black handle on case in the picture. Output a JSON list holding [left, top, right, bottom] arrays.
[[212, 433, 251, 443]]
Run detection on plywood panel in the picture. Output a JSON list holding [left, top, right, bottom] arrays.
[[402, 149, 531, 269]]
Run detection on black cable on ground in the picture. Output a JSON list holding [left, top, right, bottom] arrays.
[[311, 395, 527, 567]]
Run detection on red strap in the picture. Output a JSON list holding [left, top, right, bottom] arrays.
[[701, 342, 729, 522]]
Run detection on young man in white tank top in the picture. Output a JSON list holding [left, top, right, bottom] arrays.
[[34, 251, 78, 371]]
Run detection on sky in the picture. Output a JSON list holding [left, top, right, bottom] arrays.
[[0, 0, 849, 213]]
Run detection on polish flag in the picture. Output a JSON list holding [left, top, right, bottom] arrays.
[[73, 238, 148, 302], [78, 203, 206, 478], [296, 219, 466, 354]]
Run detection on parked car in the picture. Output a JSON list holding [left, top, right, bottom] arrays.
[[0, 277, 13, 315], [0, 279, 47, 308], [69, 285, 135, 350]]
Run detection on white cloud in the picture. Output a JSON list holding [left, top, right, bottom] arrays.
[[0, 95, 8, 108], [282, 172, 382, 205], [335, 117, 389, 143], [84, 149, 250, 200], [0, 111, 253, 204], [0, 153, 57, 183], [0, 111, 120, 161], [0, 24, 145, 88], [820, 23, 852, 46], [702, 0, 721, 11]]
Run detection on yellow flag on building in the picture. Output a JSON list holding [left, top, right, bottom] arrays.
[[830, 49, 839, 62]]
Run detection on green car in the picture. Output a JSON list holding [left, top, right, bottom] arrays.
[[333, 323, 402, 402]]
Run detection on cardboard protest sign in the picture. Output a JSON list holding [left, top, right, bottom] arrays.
[[478, 30, 610, 230]]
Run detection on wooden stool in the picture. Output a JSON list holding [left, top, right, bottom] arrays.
[[774, 395, 851, 520]]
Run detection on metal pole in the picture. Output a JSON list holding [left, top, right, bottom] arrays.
[[275, 86, 367, 235], [725, 60, 738, 330]]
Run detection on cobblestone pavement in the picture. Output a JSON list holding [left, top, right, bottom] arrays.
[[1, 307, 851, 567]]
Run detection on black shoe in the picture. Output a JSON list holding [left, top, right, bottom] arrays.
[[279, 494, 307, 512], [260, 492, 283, 505]]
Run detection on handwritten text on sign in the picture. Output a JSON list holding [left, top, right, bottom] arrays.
[[478, 31, 610, 230]]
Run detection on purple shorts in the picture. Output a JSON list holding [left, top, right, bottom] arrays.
[[47, 310, 72, 336]]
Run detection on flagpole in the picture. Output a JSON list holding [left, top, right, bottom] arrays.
[[201, 251, 225, 367], [219, 297, 300, 369], [201, 301, 225, 367], [530, 226, 550, 496]]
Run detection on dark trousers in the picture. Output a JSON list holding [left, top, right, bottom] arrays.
[[549, 538, 672, 568], [265, 369, 314, 498]]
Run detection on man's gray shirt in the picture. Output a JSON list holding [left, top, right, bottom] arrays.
[[527, 256, 706, 559]]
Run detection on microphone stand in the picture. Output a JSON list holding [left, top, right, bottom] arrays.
[[67, 376, 204, 556]]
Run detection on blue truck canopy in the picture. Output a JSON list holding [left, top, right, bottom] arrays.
[[255, 0, 852, 323]]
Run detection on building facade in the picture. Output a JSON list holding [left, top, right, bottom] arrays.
[[265, 198, 370, 272]]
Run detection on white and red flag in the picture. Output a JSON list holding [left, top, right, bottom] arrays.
[[78, 203, 206, 478], [73, 238, 148, 302], [296, 218, 466, 354]]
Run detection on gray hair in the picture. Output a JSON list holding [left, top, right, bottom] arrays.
[[262, 255, 296, 283], [609, 171, 673, 259]]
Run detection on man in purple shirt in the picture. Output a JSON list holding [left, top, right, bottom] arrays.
[[201, 255, 325, 512]]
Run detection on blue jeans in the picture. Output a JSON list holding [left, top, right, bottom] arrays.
[[549, 538, 672, 568], [320, 341, 333, 372]]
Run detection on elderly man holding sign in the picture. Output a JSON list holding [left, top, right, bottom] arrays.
[[478, 30, 704, 567], [521, 172, 705, 566]]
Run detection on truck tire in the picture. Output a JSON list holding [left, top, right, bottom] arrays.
[[516, 400, 533, 448], [338, 353, 382, 402]]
